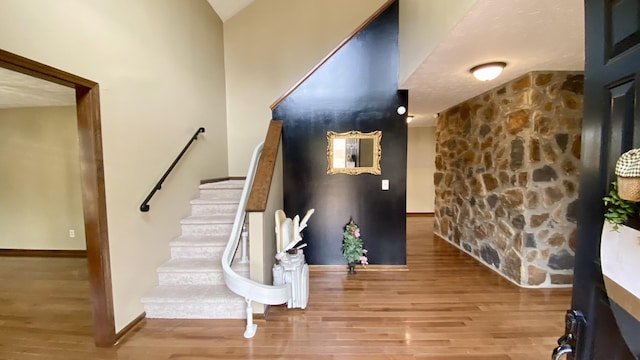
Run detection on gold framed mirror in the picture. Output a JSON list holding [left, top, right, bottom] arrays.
[[326, 130, 382, 175]]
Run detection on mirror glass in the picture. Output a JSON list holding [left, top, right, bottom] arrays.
[[326, 130, 381, 175]]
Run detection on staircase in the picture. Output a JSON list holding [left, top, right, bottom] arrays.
[[142, 180, 249, 319]]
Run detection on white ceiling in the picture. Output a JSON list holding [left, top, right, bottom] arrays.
[[0, 0, 584, 121], [404, 0, 585, 127], [207, 0, 254, 22], [0, 67, 75, 109]]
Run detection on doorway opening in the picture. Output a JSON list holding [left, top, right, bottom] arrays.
[[0, 49, 115, 347]]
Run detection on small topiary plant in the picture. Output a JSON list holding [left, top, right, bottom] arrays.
[[603, 181, 639, 231], [342, 218, 368, 266]]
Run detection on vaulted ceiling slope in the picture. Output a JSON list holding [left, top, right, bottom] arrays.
[[403, 0, 585, 127], [207, 0, 254, 22]]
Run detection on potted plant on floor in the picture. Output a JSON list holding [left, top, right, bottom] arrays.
[[342, 218, 368, 274]]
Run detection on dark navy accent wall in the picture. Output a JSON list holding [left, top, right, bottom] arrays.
[[272, 1, 406, 265]]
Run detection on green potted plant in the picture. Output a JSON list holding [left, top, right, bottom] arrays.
[[342, 218, 368, 274], [600, 181, 640, 322], [603, 180, 639, 231]]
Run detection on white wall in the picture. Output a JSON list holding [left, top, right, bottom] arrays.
[[223, 0, 387, 175], [399, 0, 477, 85], [407, 127, 436, 213], [0, 106, 86, 250], [0, 0, 228, 331]]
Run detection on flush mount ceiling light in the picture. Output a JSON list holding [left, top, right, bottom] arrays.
[[406, 115, 414, 124], [469, 62, 507, 81]]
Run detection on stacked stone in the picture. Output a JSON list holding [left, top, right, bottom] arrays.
[[433, 71, 583, 287]]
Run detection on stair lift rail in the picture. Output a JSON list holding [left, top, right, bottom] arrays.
[[221, 142, 291, 338]]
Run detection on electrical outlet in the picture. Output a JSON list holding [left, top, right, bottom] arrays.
[[382, 179, 389, 190], [69, 229, 75, 238]]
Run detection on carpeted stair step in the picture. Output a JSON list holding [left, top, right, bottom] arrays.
[[190, 198, 239, 216], [199, 180, 245, 190], [142, 284, 246, 319], [169, 234, 229, 259], [157, 258, 249, 286], [180, 214, 235, 236], [198, 181, 244, 200]]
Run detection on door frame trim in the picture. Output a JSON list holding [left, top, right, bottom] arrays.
[[0, 49, 115, 347]]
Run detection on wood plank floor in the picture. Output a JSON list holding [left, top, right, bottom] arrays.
[[0, 217, 571, 359]]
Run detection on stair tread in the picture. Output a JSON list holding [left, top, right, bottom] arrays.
[[199, 180, 245, 190], [142, 284, 245, 303], [180, 214, 235, 225], [170, 234, 229, 247], [157, 258, 249, 273], [190, 197, 240, 205]]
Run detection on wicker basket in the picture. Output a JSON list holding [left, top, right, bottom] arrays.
[[617, 176, 640, 202], [616, 149, 640, 201]]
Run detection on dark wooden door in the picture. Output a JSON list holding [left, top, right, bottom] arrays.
[[566, 0, 640, 358]]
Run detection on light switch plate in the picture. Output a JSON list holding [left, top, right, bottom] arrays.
[[382, 179, 389, 190]]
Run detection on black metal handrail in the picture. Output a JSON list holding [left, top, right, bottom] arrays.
[[140, 127, 205, 212]]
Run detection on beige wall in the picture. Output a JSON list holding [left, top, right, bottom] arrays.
[[0, 0, 228, 331], [223, 0, 387, 175], [407, 126, 436, 213], [399, 0, 477, 85], [0, 106, 86, 250]]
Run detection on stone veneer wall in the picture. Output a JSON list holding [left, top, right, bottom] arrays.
[[434, 71, 583, 287]]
